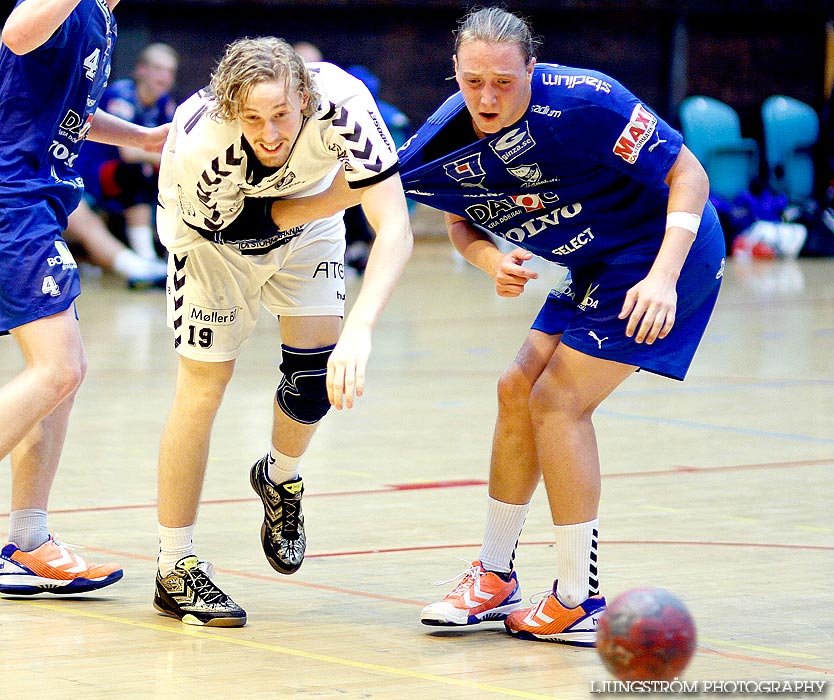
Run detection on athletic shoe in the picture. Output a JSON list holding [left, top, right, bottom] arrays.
[[504, 581, 606, 646], [153, 556, 246, 627], [0, 536, 123, 595], [250, 456, 305, 574], [421, 560, 522, 626]]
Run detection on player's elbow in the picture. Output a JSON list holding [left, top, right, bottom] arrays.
[[2, 23, 40, 55]]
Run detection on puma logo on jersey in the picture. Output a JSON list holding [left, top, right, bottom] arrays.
[[648, 134, 667, 152], [588, 331, 608, 349]]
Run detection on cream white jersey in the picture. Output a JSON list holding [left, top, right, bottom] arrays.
[[157, 62, 399, 253]]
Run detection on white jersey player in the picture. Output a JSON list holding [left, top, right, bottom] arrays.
[[153, 37, 413, 627]]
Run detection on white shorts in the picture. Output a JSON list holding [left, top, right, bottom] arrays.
[[166, 215, 346, 362]]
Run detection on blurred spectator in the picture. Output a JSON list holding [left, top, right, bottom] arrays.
[[346, 65, 411, 149], [64, 198, 167, 288], [71, 42, 178, 268], [344, 65, 413, 274], [292, 41, 323, 63]]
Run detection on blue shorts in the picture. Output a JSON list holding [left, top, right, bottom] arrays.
[[532, 221, 725, 380], [0, 201, 81, 334]]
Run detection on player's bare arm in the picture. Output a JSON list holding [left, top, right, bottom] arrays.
[[619, 146, 708, 344], [2, 0, 85, 54], [445, 213, 538, 298], [88, 109, 170, 154], [327, 174, 413, 410]]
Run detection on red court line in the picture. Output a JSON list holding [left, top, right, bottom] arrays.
[[0, 480, 488, 518], [698, 647, 834, 676], [605, 457, 834, 478], [1, 456, 829, 518]]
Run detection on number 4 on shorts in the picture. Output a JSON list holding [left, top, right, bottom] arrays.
[[42, 275, 60, 297]]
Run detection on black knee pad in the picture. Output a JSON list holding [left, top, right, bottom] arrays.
[[275, 343, 336, 424]]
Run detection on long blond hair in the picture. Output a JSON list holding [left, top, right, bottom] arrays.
[[208, 36, 319, 122]]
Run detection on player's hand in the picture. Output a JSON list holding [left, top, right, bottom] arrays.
[[619, 273, 678, 344], [493, 249, 539, 297], [326, 326, 372, 410], [141, 123, 170, 154]]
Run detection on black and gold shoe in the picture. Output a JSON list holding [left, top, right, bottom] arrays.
[[250, 456, 306, 575], [153, 556, 246, 627]]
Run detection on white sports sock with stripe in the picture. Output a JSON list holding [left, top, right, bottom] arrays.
[[267, 447, 300, 485], [553, 518, 599, 608], [479, 497, 530, 575], [158, 524, 195, 576]]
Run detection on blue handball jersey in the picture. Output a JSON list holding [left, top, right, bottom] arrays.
[[399, 63, 719, 267], [0, 0, 117, 226]]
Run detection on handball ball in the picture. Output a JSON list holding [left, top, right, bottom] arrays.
[[596, 586, 697, 681]]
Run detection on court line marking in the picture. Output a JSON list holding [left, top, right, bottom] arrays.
[[698, 646, 834, 675], [2, 457, 830, 517], [598, 408, 834, 445], [15, 601, 558, 700], [3, 540, 831, 676], [698, 637, 820, 660]]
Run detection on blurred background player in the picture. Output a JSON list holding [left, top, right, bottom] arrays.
[[343, 64, 412, 275], [70, 41, 178, 281], [63, 197, 168, 288], [0, 0, 169, 595]]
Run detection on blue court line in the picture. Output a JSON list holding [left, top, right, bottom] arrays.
[[597, 408, 834, 445]]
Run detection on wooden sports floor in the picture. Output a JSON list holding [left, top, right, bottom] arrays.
[[1, 209, 832, 699]]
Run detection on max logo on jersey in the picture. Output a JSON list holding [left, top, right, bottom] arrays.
[[613, 104, 657, 164], [489, 122, 535, 164]]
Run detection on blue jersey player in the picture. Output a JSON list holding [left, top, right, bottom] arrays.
[[402, 7, 725, 645], [0, 0, 168, 596], [268, 7, 724, 646]]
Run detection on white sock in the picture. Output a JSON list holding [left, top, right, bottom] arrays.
[[126, 224, 158, 260], [8, 509, 49, 551], [553, 518, 599, 607], [113, 249, 166, 279], [267, 447, 301, 485], [158, 524, 195, 575], [478, 497, 530, 575]]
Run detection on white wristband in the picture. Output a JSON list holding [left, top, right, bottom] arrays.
[[666, 211, 701, 235]]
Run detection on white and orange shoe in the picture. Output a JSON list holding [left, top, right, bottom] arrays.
[[421, 560, 522, 626], [504, 581, 606, 646], [0, 536, 123, 595]]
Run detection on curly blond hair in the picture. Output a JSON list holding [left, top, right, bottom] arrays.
[[208, 37, 319, 122]]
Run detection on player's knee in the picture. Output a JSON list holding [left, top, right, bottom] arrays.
[[275, 343, 336, 424], [38, 354, 86, 404], [496, 365, 531, 411]]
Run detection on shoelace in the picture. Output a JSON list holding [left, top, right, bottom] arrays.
[[184, 562, 226, 605], [50, 534, 83, 551], [431, 558, 482, 593], [49, 535, 90, 566], [281, 496, 300, 538], [528, 588, 552, 605]]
